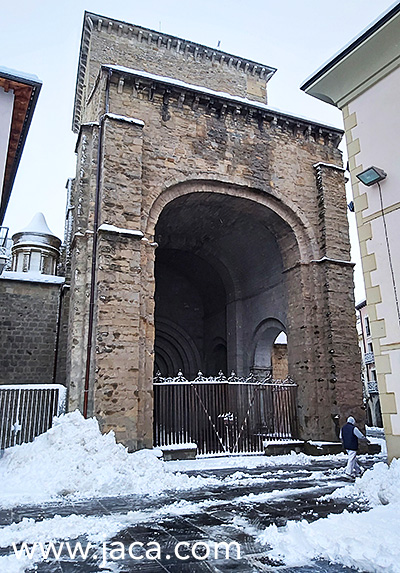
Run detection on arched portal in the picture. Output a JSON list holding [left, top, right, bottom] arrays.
[[252, 318, 287, 378], [68, 18, 363, 451], [154, 191, 297, 378]]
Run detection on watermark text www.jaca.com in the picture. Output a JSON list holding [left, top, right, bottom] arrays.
[[13, 539, 241, 565]]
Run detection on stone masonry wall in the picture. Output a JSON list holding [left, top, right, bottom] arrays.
[[94, 230, 155, 450], [75, 12, 272, 131], [0, 279, 61, 385], [54, 287, 70, 386], [109, 77, 338, 246], [272, 345, 288, 380]]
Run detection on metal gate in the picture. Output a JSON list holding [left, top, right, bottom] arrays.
[[154, 372, 298, 455], [0, 384, 67, 450]]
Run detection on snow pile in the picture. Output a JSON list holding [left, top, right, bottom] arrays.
[[330, 459, 400, 506], [0, 411, 213, 507], [258, 459, 400, 573]]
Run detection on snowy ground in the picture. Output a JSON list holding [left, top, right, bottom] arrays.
[[256, 459, 400, 572], [0, 412, 397, 572]]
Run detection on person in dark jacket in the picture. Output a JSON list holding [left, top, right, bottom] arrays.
[[340, 416, 369, 479]]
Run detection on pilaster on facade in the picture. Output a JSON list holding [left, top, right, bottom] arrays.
[[313, 161, 351, 262]]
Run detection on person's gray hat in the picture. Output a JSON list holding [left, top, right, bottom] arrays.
[[347, 416, 356, 424]]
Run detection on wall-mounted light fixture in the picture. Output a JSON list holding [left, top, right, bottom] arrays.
[[356, 166, 387, 187]]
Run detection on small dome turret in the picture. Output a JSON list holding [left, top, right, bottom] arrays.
[[11, 213, 61, 275]]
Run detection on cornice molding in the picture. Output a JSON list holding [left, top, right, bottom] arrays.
[[99, 66, 343, 147], [301, 3, 400, 108]]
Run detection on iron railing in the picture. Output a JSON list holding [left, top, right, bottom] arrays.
[[364, 352, 375, 365], [154, 372, 298, 455], [0, 384, 66, 450], [367, 379, 379, 394]]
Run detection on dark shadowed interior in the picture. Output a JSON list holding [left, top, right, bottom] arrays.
[[154, 191, 293, 378]]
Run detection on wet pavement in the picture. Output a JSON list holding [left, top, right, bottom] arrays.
[[0, 456, 381, 572]]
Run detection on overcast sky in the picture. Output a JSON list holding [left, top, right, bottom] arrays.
[[1, 0, 396, 299]]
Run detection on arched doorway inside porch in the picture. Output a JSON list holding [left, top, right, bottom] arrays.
[[252, 319, 288, 380]]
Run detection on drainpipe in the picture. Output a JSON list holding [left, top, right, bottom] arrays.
[[83, 69, 112, 418]]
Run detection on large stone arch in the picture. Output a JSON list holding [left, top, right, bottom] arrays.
[[146, 179, 318, 265], [151, 184, 301, 380]]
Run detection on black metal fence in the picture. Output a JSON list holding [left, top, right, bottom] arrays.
[[0, 384, 66, 450], [154, 372, 298, 455]]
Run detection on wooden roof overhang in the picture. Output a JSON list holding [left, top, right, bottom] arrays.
[[0, 69, 42, 224]]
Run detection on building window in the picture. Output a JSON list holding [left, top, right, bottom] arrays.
[[365, 316, 371, 337]]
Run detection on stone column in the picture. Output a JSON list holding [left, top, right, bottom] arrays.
[[66, 124, 100, 412], [314, 162, 364, 430], [93, 229, 155, 450], [91, 114, 154, 450], [66, 114, 154, 450], [287, 163, 363, 440]]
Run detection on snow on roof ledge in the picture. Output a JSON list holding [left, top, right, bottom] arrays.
[[0, 271, 65, 284], [313, 162, 345, 172], [103, 64, 343, 133], [310, 256, 355, 267], [0, 65, 41, 85]]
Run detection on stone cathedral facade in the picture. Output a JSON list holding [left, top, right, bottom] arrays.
[[64, 11, 363, 450]]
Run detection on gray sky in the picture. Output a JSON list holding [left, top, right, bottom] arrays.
[[1, 0, 396, 299]]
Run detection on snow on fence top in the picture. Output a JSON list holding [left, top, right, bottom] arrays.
[[153, 371, 297, 385]]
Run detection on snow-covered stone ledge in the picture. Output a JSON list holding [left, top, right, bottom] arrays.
[[159, 443, 198, 462], [97, 223, 144, 239], [0, 271, 65, 284], [264, 440, 381, 457]]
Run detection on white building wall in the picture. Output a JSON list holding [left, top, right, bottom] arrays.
[[0, 87, 14, 195], [347, 64, 400, 458]]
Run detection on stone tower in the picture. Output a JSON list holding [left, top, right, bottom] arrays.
[[65, 12, 363, 450]]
